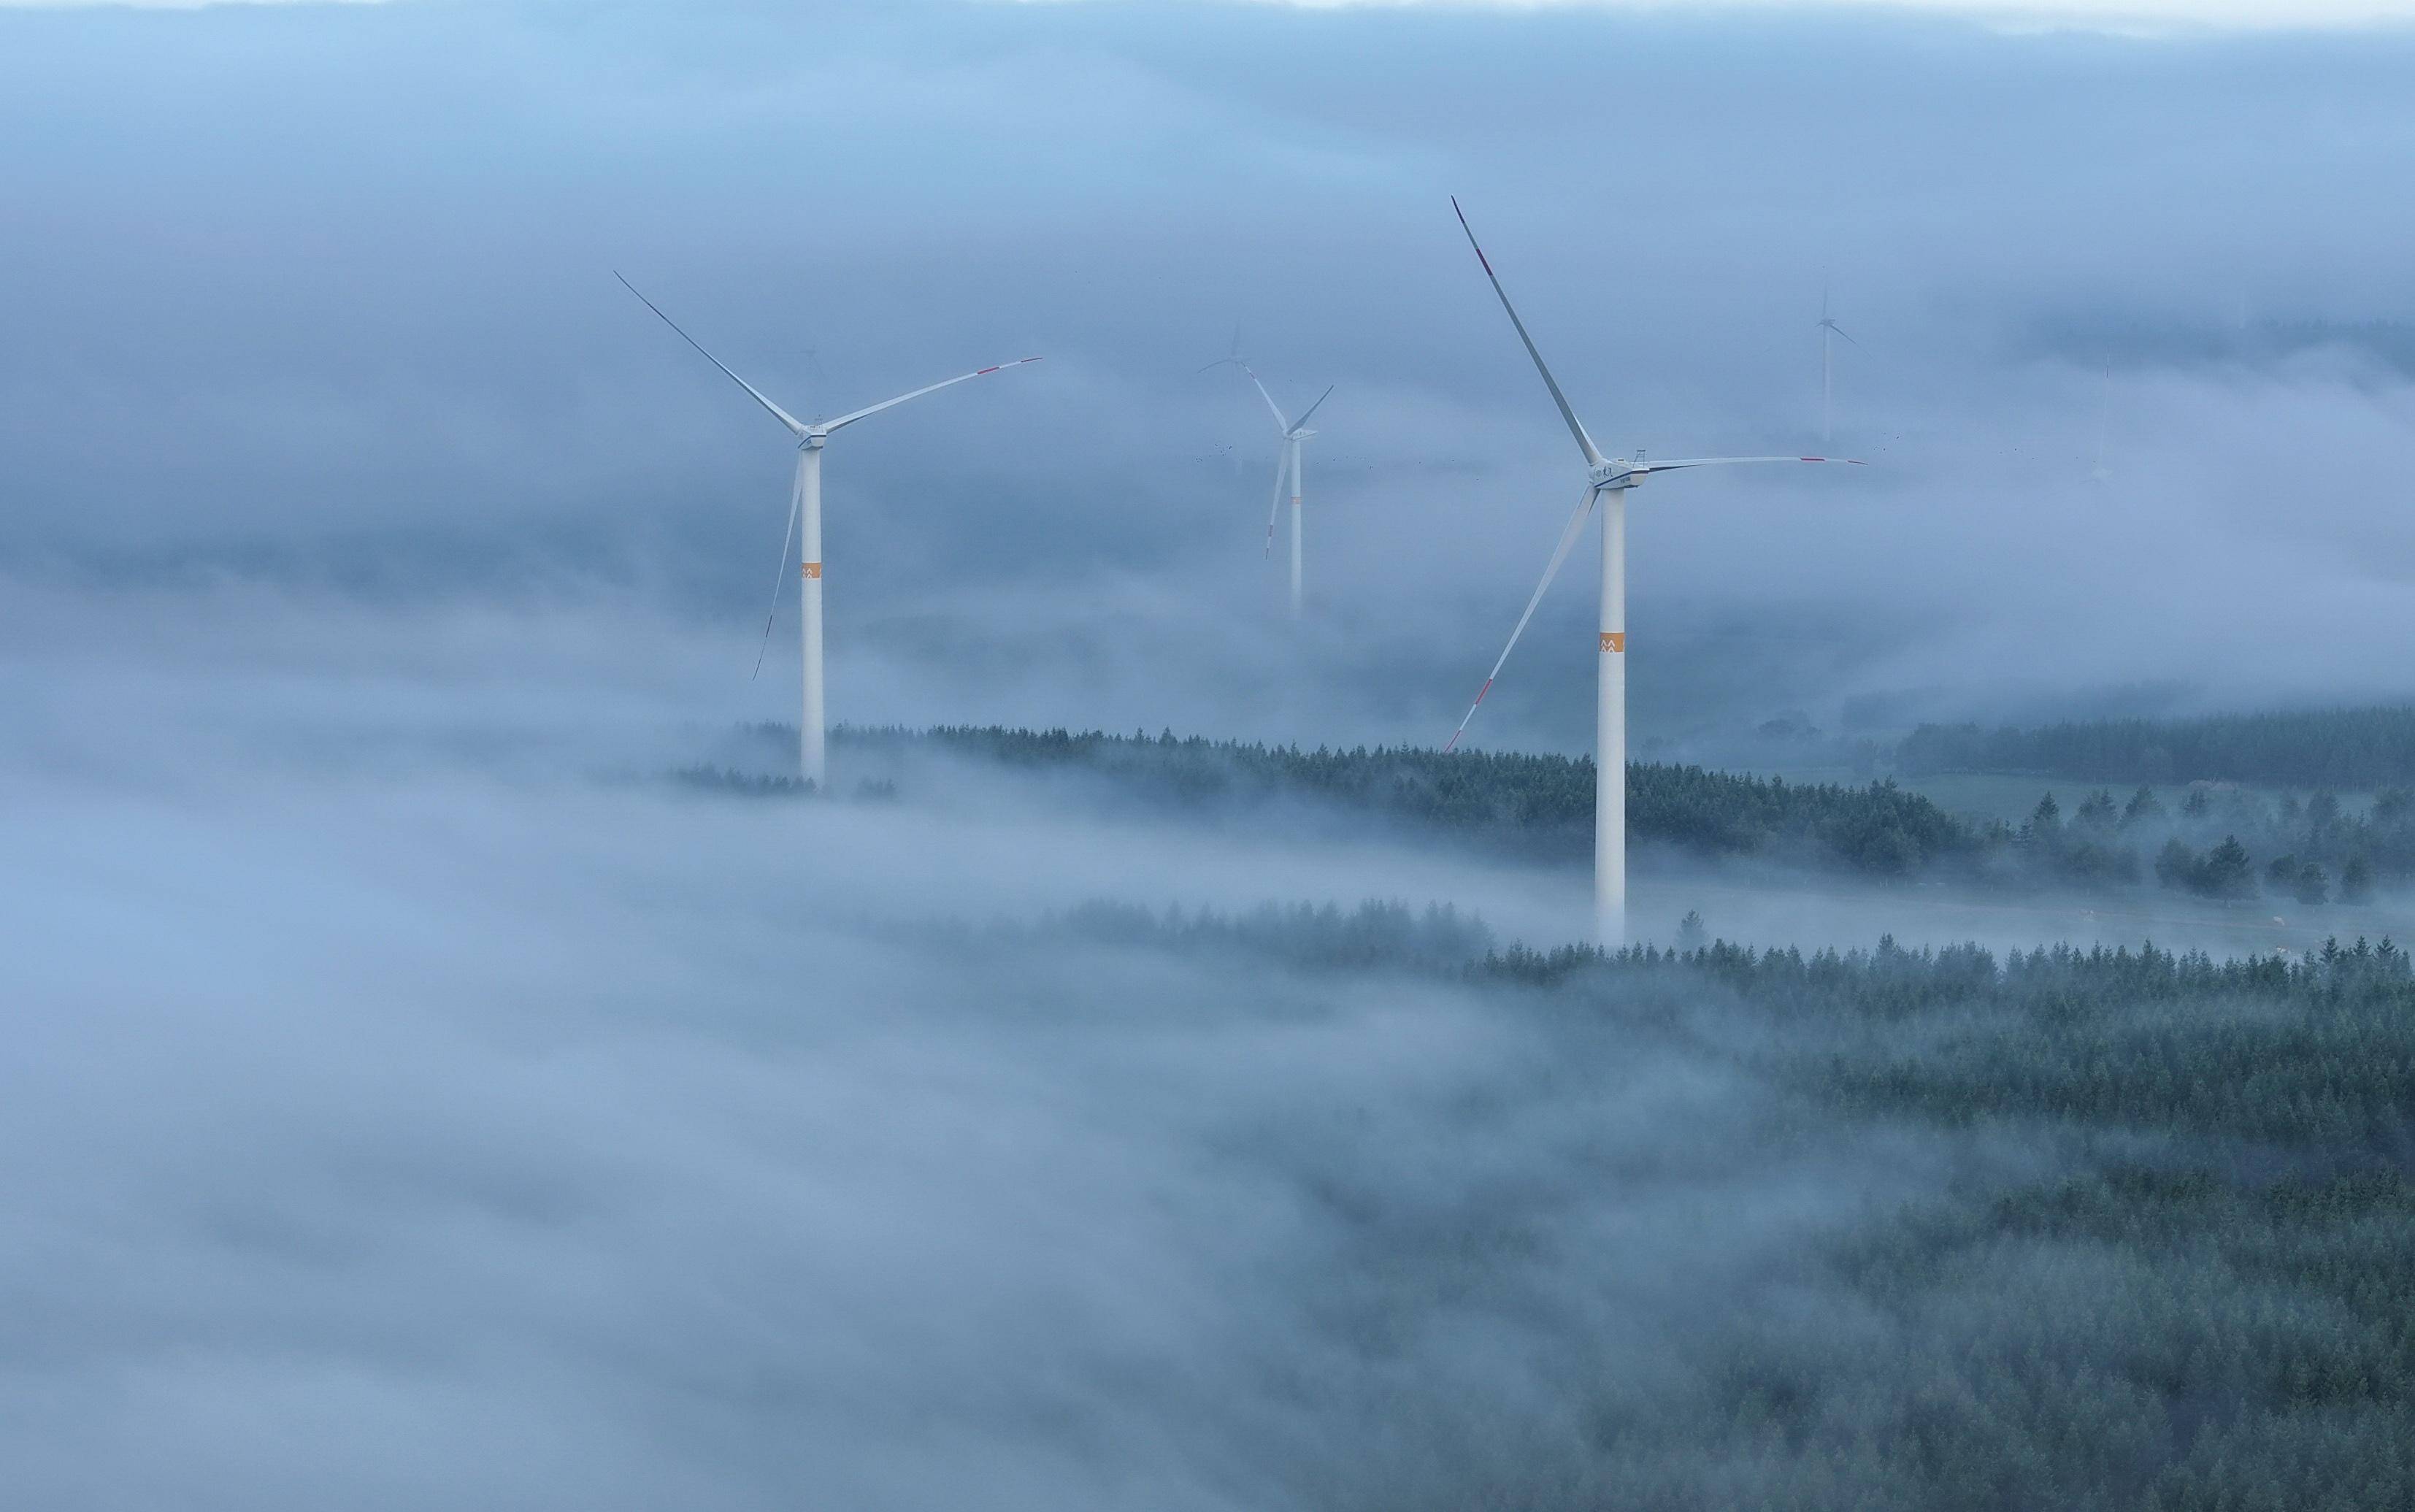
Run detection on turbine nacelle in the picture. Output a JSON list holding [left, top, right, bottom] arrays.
[[1589, 458, 1643, 490]]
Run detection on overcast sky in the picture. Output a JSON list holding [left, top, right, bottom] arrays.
[[13, 0, 2415, 31], [6, 0, 2415, 755], [1285, 0, 2415, 28]]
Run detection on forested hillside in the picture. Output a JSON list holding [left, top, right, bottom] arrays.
[[689, 724, 1985, 877], [681, 724, 2415, 902], [951, 900, 2415, 1508], [1900, 705, 2415, 789], [679, 725, 2415, 902]]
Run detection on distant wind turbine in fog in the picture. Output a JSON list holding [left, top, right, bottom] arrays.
[[1817, 284, 1860, 450], [617, 273, 1039, 790], [1203, 332, 1334, 619], [1445, 199, 1865, 945]]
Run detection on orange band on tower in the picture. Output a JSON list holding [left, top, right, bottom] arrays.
[[802, 562, 822, 579], [1600, 632, 1626, 653]]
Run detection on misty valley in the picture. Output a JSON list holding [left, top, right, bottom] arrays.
[[579, 713, 2415, 1506], [14, 0, 2415, 1508], [23, 709, 2415, 1509]]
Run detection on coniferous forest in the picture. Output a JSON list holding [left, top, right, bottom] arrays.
[[680, 724, 2415, 904], [1900, 705, 2415, 790], [931, 899, 2415, 1509]]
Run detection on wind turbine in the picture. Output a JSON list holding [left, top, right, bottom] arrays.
[[1817, 284, 1861, 450], [1443, 199, 1862, 945], [1204, 338, 1333, 619], [618, 273, 1039, 790]]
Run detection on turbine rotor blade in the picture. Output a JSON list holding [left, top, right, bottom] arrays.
[[1827, 321, 1863, 349], [1288, 383, 1336, 434], [1451, 197, 1605, 468], [752, 481, 803, 680], [1443, 484, 1601, 753], [615, 272, 808, 438], [1243, 366, 1289, 432], [1644, 455, 1869, 472], [1198, 321, 1247, 375], [820, 356, 1043, 433]]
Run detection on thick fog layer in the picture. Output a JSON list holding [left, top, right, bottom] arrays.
[[9, 691, 2065, 1511]]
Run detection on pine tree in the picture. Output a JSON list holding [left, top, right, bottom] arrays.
[[2156, 838, 2200, 891], [2295, 861, 2330, 907], [2307, 791, 2343, 838], [2121, 786, 2165, 826], [2203, 835, 2256, 899], [2075, 790, 2119, 832]]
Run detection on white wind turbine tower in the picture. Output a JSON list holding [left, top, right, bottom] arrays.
[[1205, 342, 1333, 618], [1817, 284, 1861, 450], [618, 273, 1039, 790], [1443, 200, 1864, 945]]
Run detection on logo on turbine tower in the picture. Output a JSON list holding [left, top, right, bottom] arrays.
[[802, 562, 822, 579], [1601, 632, 1625, 653]]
